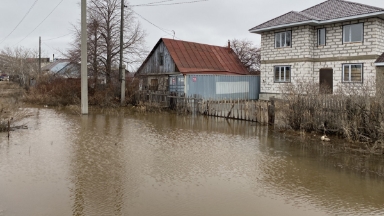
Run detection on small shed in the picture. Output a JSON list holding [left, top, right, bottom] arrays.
[[136, 38, 252, 93]]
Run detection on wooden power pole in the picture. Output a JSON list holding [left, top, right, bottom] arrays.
[[120, 0, 125, 105], [81, 0, 88, 114]]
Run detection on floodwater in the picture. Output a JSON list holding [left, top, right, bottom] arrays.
[[1, 108, 384, 216]]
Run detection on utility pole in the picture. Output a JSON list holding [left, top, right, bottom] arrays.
[[39, 36, 41, 75], [81, 0, 88, 114], [120, 0, 125, 105]]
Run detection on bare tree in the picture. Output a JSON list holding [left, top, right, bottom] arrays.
[[67, 0, 147, 86], [0, 47, 40, 87], [229, 39, 261, 74]]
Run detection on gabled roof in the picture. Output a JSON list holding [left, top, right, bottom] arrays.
[[138, 38, 249, 75], [42, 59, 80, 78], [250, 0, 384, 33], [42, 59, 70, 72]]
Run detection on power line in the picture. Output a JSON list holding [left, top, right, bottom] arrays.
[[140, 0, 175, 5], [132, 0, 208, 7], [0, 0, 39, 45], [132, 10, 180, 40], [43, 33, 72, 41], [15, 0, 65, 46]]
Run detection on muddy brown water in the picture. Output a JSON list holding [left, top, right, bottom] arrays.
[[1, 108, 384, 216]]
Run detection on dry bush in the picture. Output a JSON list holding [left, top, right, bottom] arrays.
[[279, 78, 384, 148], [25, 78, 81, 106], [24, 77, 138, 107], [0, 98, 30, 132]]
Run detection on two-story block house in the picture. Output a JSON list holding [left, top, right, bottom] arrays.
[[249, 0, 384, 100]]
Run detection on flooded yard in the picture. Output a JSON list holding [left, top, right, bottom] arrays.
[[1, 108, 384, 216]]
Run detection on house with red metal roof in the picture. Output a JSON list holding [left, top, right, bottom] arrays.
[[136, 38, 249, 91], [249, 0, 384, 100]]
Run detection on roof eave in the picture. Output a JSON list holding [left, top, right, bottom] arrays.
[[250, 11, 384, 34], [375, 62, 384, 66], [319, 11, 384, 25], [249, 20, 318, 34]]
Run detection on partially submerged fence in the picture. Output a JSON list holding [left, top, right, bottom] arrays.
[[280, 94, 384, 143], [135, 91, 271, 124]]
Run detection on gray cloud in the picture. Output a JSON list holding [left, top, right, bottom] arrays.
[[0, 0, 382, 60]]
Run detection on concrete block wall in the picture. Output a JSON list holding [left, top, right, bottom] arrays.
[[260, 59, 377, 95], [312, 18, 383, 58], [259, 18, 383, 98], [378, 18, 384, 54], [313, 59, 377, 93], [260, 62, 314, 94], [261, 25, 313, 61]]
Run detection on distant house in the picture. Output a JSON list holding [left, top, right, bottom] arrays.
[[41, 59, 80, 79], [136, 38, 250, 91], [249, 0, 384, 99]]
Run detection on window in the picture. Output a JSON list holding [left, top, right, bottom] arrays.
[[150, 79, 159, 91], [343, 23, 363, 43], [274, 66, 291, 82], [343, 64, 362, 82], [275, 31, 291, 48], [318, 28, 326, 46], [159, 52, 164, 66]]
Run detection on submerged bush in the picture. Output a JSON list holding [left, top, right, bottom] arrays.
[[278, 79, 384, 146]]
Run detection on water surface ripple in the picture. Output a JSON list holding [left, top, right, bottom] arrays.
[[0, 108, 384, 216]]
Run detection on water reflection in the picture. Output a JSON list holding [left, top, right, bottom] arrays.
[[0, 109, 384, 215], [70, 114, 128, 216]]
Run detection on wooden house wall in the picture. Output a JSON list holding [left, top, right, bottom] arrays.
[[139, 42, 176, 74]]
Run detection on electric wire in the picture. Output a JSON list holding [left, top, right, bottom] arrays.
[[132, 0, 208, 7], [15, 0, 65, 46], [132, 10, 180, 40], [43, 33, 72, 41], [0, 0, 39, 45], [141, 0, 175, 5]]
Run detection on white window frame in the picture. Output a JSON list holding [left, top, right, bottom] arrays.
[[342, 63, 363, 83], [343, 23, 364, 43], [275, 31, 291, 48], [274, 66, 291, 83], [318, 28, 326, 46]]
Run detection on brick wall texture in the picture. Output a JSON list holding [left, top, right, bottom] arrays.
[[260, 18, 384, 95]]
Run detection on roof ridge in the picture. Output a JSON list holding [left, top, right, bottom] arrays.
[[249, 11, 310, 31], [162, 38, 227, 49], [300, 0, 334, 14], [297, 11, 321, 20], [335, 0, 384, 11]]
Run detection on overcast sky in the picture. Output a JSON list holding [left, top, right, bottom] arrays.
[[0, 0, 383, 66]]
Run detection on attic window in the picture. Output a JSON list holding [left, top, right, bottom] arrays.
[[159, 52, 164, 66]]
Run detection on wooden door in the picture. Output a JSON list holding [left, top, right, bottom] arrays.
[[319, 69, 333, 94]]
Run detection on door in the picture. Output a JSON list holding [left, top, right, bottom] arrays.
[[319, 69, 333, 94]]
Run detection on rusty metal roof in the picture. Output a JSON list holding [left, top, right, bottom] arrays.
[[138, 38, 249, 75]]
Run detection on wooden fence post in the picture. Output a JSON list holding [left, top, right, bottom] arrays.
[[268, 98, 275, 126]]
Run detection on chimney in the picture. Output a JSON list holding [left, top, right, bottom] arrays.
[[228, 40, 231, 53], [52, 54, 55, 62]]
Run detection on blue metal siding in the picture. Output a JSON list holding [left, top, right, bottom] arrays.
[[169, 75, 185, 93], [185, 75, 260, 100]]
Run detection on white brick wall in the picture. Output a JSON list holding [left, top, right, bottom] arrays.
[[261, 60, 377, 94], [259, 18, 383, 97]]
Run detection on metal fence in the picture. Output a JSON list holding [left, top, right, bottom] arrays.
[[169, 74, 260, 100]]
